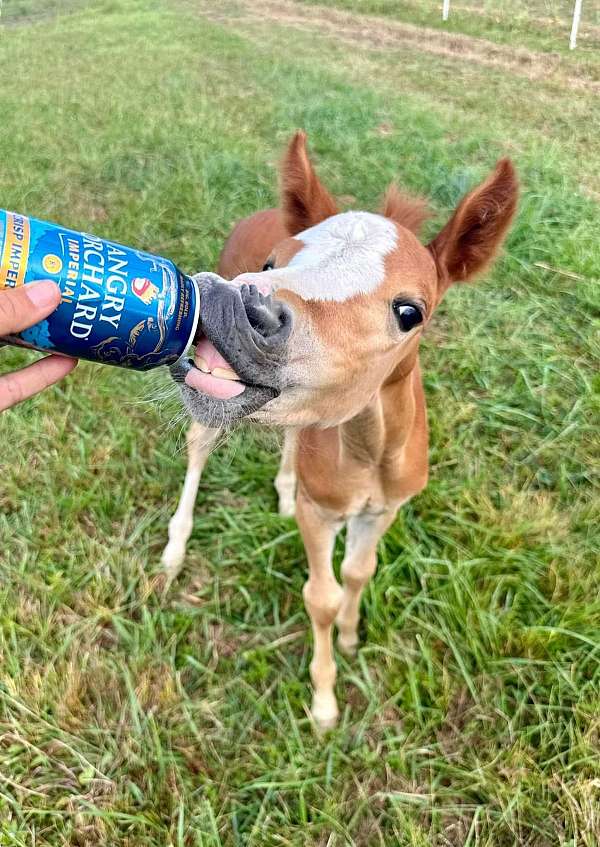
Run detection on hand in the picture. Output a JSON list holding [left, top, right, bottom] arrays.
[[0, 280, 78, 412]]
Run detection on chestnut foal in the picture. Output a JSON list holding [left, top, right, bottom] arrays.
[[163, 132, 518, 729]]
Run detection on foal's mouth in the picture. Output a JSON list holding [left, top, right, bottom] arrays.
[[170, 273, 292, 425], [185, 335, 247, 401]]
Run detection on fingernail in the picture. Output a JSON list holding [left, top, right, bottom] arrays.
[[26, 280, 60, 309]]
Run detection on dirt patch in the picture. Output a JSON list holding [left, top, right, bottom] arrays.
[[194, 0, 600, 93]]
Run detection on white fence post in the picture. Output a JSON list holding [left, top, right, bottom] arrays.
[[570, 0, 583, 49], [442, 0, 450, 22]]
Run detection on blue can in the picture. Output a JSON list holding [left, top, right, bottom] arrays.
[[0, 210, 200, 370]]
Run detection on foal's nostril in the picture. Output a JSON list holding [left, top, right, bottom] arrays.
[[241, 284, 291, 344]]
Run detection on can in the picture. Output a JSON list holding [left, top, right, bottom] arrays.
[[0, 210, 200, 370]]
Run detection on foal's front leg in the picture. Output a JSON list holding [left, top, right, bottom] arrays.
[[295, 491, 344, 729], [161, 421, 220, 580], [274, 428, 297, 516], [336, 509, 396, 655]]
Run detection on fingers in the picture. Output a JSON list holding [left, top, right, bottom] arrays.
[[0, 281, 76, 411], [0, 354, 77, 412], [0, 280, 61, 336]]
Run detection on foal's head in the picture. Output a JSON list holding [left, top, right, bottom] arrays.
[[177, 132, 518, 427]]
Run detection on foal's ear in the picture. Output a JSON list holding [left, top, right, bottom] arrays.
[[280, 131, 338, 235], [428, 159, 518, 294]]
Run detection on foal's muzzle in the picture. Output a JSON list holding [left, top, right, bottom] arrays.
[[196, 272, 292, 381], [170, 272, 292, 426]]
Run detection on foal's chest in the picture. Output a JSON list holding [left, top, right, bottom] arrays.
[[297, 427, 405, 519]]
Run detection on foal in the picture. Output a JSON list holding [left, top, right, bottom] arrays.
[[164, 132, 518, 729]]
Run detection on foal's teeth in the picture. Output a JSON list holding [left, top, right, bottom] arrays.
[[195, 355, 240, 381], [212, 366, 241, 381]]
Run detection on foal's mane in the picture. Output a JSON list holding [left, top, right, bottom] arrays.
[[380, 183, 429, 237]]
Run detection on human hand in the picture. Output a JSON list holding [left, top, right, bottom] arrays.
[[0, 280, 77, 412]]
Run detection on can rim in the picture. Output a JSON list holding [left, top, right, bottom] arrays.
[[173, 275, 200, 367]]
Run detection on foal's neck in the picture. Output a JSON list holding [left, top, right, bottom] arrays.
[[340, 398, 386, 465], [339, 355, 419, 467]]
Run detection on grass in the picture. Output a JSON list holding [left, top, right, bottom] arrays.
[[0, 0, 599, 843]]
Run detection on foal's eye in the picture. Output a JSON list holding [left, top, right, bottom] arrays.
[[393, 300, 423, 332], [262, 258, 275, 271]]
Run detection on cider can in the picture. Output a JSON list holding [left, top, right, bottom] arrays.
[[0, 210, 200, 370]]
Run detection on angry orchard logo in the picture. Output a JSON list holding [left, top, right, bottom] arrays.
[[131, 277, 159, 305]]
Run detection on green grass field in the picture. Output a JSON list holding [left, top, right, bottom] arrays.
[[0, 0, 599, 844]]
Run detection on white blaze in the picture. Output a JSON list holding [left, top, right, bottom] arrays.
[[274, 211, 398, 302]]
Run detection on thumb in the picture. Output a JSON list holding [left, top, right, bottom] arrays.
[[0, 281, 61, 336]]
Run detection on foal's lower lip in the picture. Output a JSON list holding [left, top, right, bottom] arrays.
[[184, 363, 246, 400]]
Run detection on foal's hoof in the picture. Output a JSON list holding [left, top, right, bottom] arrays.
[[311, 693, 339, 732]]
